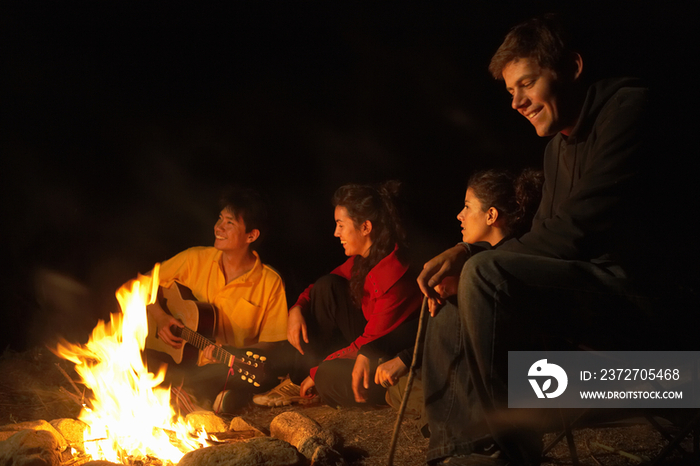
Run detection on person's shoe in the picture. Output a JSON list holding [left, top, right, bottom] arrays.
[[252, 378, 313, 406], [212, 389, 244, 415]]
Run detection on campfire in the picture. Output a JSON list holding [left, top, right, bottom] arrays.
[[0, 265, 428, 466], [52, 265, 207, 464]]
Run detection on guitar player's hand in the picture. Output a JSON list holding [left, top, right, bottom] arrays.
[[287, 305, 308, 355], [150, 304, 184, 349], [201, 344, 222, 364]]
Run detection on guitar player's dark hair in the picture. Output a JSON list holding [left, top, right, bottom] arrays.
[[219, 185, 268, 244]]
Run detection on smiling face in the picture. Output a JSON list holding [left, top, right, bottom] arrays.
[[503, 57, 577, 137], [334, 205, 372, 257], [214, 208, 257, 253]]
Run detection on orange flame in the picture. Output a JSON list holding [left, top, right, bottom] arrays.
[[54, 264, 204, 464]]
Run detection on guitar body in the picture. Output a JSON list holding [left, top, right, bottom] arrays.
[[145, 282, 266, 386], [145, 282, 216, 364]]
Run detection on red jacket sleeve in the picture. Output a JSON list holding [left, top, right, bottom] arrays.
[[293, 257, 354, 311]]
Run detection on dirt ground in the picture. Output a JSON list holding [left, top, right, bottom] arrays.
[[0, 347, 696, 466]]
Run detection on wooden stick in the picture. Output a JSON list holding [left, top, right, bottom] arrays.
[[54, 362, 82, 398], [58, 386, 84, 407], [589, 440, 649, 463], [387, 297, 428, 466]]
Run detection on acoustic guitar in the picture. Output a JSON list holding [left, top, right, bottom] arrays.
[[145, 282, 266, 386]]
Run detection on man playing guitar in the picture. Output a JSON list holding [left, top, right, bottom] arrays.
[[142, 186, 288, 414]]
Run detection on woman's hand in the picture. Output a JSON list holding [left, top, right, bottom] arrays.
[[287, 305, 308, 355], [375, 356, 408, 388], [435, 275, 459, 298], [428, 275, 459, 316], [148, 303, 184, 349], [300, 376, 317, 399], [351, 354, 371, 403], [417, 245, 468, 316]]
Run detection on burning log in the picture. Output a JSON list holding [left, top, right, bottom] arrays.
[[183, 411, 226, 434], [52, 418, 91, 453], [203, 417, 268, 446]]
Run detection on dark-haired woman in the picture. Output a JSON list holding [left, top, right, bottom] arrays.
[[457, 168, 543, 245], [430, 168, 543, 303], [254, 181, 422, 408], [373, 168, 543, 422]]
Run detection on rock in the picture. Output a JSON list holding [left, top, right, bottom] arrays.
[[0, 420, 67, 451], [270, 412, 340, 451], [177, 437, 305, 466], [0, 429, 62, 466], [270, 412, 345, 466], [270, 411, 341, 450], [229, 416, 268, 437], [311, 443, 346, 466], [49, 418, 88, 453], [185, 410, 227, 434]]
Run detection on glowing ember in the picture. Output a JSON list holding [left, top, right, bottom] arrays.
[[53, 265, 205, 464]]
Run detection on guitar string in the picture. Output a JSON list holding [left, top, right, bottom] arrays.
[[177, 327, 263, 381]]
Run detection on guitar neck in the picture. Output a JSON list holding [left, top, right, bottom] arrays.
[[179, 327, 232, 366], [177, 326, 265, 385]]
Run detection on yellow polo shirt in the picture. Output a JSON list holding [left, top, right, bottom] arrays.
[[156, 247, 288, 354]]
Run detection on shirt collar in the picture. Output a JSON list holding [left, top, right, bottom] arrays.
[[214, 250, 263, 285], [365, 244, 408, 294]]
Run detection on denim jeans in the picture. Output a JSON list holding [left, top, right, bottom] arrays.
[[423, 250, 654, 464]]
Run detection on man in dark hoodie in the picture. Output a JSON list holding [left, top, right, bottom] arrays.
[[417, 16, 656, 466]]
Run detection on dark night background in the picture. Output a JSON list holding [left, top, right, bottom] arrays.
[[2, 2, 697, 351]]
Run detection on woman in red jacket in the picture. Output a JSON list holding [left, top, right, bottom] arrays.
[[255, 181, 423, 408]]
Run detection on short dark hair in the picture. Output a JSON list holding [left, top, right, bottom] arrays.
[[218, 186, 268, 239], [489, 15, 576, 80]]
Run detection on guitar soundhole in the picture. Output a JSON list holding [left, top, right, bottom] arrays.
[[170, 325, 183, 337]]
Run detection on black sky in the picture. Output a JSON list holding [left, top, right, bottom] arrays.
[[2, 2, 697, 350]]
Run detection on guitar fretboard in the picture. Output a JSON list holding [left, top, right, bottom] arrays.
[[179, 326, 232, 367], [172, 325, 266, 386]]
